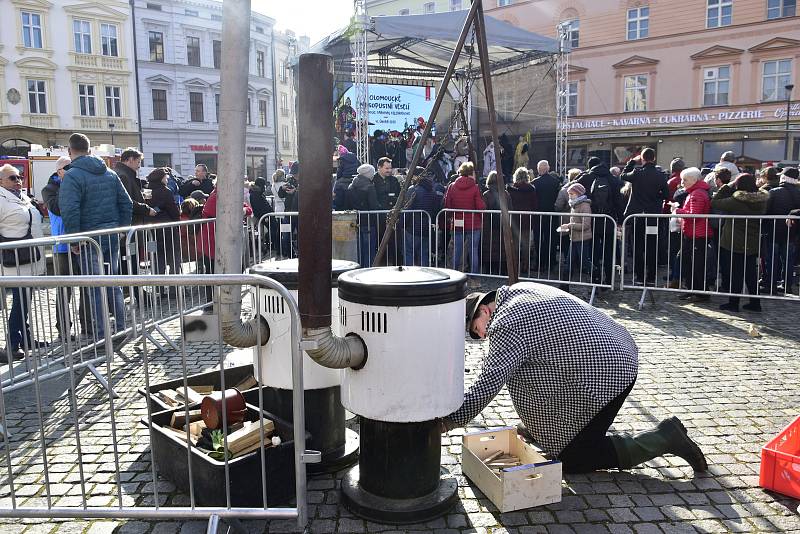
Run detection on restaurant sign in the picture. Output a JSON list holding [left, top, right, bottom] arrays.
[[566, 103, 800, 131]]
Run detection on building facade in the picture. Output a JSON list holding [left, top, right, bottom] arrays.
[[486, 0, 800, 169], [366, 0, 468, 16], [0, 0, 139, 156], [272, 29, 309, 170], [134, 0, 276, 179]]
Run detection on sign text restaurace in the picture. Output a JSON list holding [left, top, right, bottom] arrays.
[[566, 105, 795, 131]]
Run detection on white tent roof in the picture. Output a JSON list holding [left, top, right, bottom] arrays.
[[312, 11, 561, 83]]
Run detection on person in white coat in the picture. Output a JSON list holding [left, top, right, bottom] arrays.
[[0, 164, 46, 362]]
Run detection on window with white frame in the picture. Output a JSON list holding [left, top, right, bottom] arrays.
[[281, 93, 289, 115], [22, 12, 43, 49], [259, 99, 268, 127], [498, 0, 513, 6], [707, 0, 732, 27], [187, 36, 201, 67], [101, 23, 118, 56], [562, 81, 578, 116], [761, 59, 792, 102], [149, 31, 164, 62], [626, 7, 649, 40], [78, 84, 96, 116], [152, 88, 167, 120], [768, 0, 796, 19], [27, 80, 47, 114], [702, 65, 730, 106], [257, 51, 266, 77], [215, 93, 220, 122], [282, 125, 290, 148], [399, 8, 410, 15], [73, 19, 91, 53], [424, 2, 435, 13], [623, 75, 648, 111], [450, 0, 463, 11], [189, 91, 204, 122], [279, 60, 286, 82], [563, 19, 579, 48], [246, 98, 252, 125], [105, 86, 122, 117]]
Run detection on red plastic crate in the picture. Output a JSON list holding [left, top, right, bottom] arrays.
[[760, 415, 800, 500]]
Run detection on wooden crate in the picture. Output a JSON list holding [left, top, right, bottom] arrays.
[[462, 427, 562, 513]]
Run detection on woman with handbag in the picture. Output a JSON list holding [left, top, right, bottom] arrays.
[[0, 164, 46, 363]]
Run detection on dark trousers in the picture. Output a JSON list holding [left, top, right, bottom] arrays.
[[558, 379, 636, 473], [6, 287, 32, 350], [681, 236, 709, 291], [593, 219, 616, 285], [632, 217, 658, 284], [53, 252, 90, 336], [720, 250, 759, 307]]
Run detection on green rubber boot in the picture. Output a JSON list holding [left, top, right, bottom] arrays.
[[610, 417, 708, 473]]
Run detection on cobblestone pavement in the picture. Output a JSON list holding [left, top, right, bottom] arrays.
[[0, 282, 799, 533]]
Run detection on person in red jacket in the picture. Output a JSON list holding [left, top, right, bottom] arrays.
[[444, 162, 485, 273], [671, 167, 713, 302], [195, 188, 253, 301]]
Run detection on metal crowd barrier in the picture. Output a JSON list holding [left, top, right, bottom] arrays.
[[0, 274, 310, 530], [436, 209, 618, 302], [621, 213, 800, 309], [254, 210, 433, 268], [1, 233, 116, 398]]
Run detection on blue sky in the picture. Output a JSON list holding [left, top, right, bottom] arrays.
[[252, 0, 354, 46]]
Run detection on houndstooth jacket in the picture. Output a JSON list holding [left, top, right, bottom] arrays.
[[448, 282, 638, 457]]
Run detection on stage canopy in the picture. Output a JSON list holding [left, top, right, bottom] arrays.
[[311, 10, 562, 84]]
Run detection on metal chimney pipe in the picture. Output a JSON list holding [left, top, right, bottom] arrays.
[[297, 53, 366, 369], [216, 0, 270, 346]]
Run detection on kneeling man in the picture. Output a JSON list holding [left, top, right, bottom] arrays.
[[440, 283, 707, 474]]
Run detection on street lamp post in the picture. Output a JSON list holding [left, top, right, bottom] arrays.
[[785, 84, 794, 161]]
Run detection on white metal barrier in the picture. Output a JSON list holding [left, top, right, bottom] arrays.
[[436, 209, 619, 301], [621, 213, 800, 309], [0, 274, 311, 531], [254, 210, 433, 268]]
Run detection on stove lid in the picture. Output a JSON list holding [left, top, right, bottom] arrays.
[[338, 266, 467, 306], [249, 258, 360, 290]]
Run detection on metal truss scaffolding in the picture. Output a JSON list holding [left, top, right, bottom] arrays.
[[351, 0, 370, 163], [555, 22, 570, 177]]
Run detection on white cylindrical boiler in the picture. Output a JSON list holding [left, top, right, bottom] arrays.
[[338, 268, 466, 422], [336, 266, 467, 524], [247, 258, 361, 473]]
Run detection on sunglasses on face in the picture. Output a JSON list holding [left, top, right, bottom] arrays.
[[3, 175, 22, 181]]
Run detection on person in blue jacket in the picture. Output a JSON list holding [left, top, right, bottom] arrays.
[[41, 156, 90, 340], [59, 133, 133, 340]]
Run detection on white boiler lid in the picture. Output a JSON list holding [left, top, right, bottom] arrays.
[[338, 266, 466, 306]]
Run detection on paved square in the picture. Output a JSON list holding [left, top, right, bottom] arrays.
[[1, 284, 799, 533]]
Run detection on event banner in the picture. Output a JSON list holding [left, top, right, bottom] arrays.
[[342, 84, 435, 135]]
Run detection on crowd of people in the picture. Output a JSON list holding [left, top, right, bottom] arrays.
[[0, 133, 259, 362], [329, 140, 800, 312], [2, 129, 799, 361]]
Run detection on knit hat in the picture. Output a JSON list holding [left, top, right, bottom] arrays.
[[357, 164, 376, 178], [568, 182, 586, 196], [56, 156, 71, 171], [338, 145, 349, 156]]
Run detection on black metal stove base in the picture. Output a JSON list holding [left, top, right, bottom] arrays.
[[310, 427, 360, 474], [341, 464, 458, 524]]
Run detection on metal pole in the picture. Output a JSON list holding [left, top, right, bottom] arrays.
[[474, 0, 519, 285], [297, 53, 334, 328], [785, 84, 794, 161], [217, 0, 250, 306], [373, 1, 481, 266]]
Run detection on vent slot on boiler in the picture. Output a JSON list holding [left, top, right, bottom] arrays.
[[361, 311, 388, 334], [265, 295, 286, 314]]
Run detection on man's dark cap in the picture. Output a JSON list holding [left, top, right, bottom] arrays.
[[465, 290, 496, 339]]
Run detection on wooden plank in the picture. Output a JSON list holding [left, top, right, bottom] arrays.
[[170, 409, 202, 428], [227, 420, 275, 455], [189, 385, 214, 395], [233, 376, 258, 391]]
